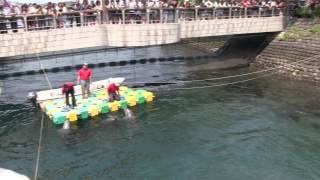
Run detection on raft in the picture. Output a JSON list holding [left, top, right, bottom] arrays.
[[36, 78, 155, 125]]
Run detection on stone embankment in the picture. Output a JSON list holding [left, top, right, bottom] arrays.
[[252, 19, 320, 82]]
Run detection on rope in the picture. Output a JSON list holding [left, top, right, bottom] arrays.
[[34, 52, 53, 180], [125, 54, 320, 85], [37, 53, 53, 90], [170, 72, 274, 90], [34, 113, 45, 180]]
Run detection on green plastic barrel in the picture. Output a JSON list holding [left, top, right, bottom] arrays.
[[52, 112, 66, 125], [136, 94, 145, 104], [77, 107, 89, 119], [119, 100, 128, 109], [99, 103, 109, 114]]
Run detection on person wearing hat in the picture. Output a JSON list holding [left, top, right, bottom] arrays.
[[107, 82, 120, 102], [77, 63, 92, 98]]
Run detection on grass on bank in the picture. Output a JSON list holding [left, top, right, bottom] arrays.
[[310, 24, 320, 34], [279, 26, 304, 41]]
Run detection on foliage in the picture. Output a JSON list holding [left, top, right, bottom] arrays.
[[295, 6, 312, 18], [279, 26, 304, 41], [313, 7, 320, 17], [310, 24, 320, 34]]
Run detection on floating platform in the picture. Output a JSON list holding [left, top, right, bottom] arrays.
[[36, 78, 155, 125]]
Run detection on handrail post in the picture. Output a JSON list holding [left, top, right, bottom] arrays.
[[121, 9, 125, 24], [23, 16, 28, 31], [97, 11, 102, 24], [105, 9, 109, 24], [160, 8, 163, 23], [146, 8, 150, 24], [244, 7, 247, 18], [258, 7, 261, 17], [175, 9, 179, 23], [53, 15, 57, 28], [271, 7, 275, 16], [213, 8, 216, 19], [195, 7, 198, 20], [229, 7, 232, 19]]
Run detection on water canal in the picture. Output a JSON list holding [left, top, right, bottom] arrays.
[[1, 41, 320, 180]]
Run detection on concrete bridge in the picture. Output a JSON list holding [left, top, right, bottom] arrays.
[[0, 7, 287, 59]]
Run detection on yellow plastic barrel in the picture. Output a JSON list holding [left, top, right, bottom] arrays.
[[67, 110, 78, 122]]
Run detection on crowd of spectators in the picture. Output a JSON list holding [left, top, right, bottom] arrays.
[[0, 0, 286, 33]]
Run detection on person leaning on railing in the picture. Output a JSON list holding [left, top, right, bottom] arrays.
[[56, 2, 69, 28], [71, 0, 82, 27], [8, 5, 18, 33], [81, 0, 93, 26], [42, 2, 55, 29], [0, 5, 8, 34]]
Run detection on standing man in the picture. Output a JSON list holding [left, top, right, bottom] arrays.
[[77, 63, 92, 98]]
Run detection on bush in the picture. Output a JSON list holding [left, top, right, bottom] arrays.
[[295, 6, 312, 18], [279, 26, 304, 41], [313, 7, 320, 17], [310, 24, 320, 34]]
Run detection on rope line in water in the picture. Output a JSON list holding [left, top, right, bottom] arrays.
[[37, 53, 53, 90], [34, 52, 53, 180], [34, 113, 45, 180], [124, 54, 320, 85], [169, 72, 275, 90]]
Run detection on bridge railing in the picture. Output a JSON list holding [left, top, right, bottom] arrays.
[[0, 7, 285, 33]]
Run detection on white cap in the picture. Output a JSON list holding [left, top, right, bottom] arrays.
[[83, 63, 88, 66]]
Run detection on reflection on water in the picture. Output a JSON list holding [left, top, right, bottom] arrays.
[[1, 44, 320, 180]]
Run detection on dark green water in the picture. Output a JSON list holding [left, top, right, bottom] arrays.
[[1, 45, 320, 180]]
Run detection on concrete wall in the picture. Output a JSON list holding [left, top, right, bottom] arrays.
[[0, 16, 285, 58], [252, 19, 320, 83]]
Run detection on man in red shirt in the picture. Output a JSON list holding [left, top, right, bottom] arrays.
[[77, 63, 92, 98], [62, 82, 76, 108], [107, 82, 120, 102]]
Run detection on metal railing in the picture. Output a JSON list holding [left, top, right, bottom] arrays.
[[0, 7, 285, 33]]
